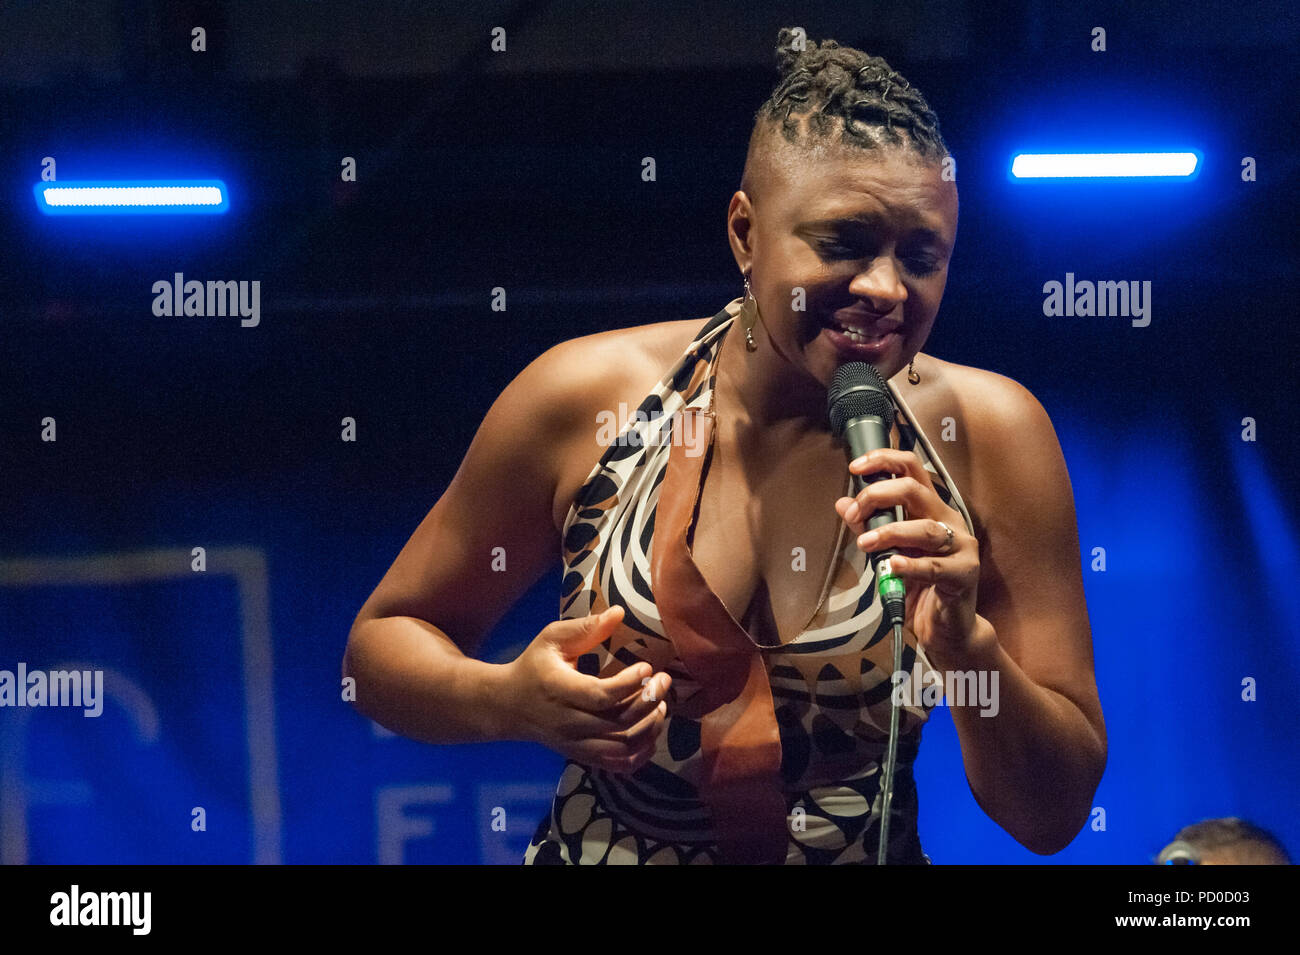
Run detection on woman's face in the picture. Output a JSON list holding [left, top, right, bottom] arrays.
[[729, 143, 958, 387]]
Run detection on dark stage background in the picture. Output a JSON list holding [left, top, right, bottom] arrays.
[[1, 0, 1297, 863]]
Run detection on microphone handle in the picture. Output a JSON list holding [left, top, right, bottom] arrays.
[[842, 414, 906, 624], [843, 412, 902, 552]]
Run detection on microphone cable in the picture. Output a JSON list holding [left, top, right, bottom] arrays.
[[876, 566, 907, 865]]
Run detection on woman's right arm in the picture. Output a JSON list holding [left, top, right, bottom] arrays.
[[342, 333, 670, 765]]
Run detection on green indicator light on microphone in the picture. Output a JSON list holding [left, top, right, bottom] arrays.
[[878, 557, 905, 598]]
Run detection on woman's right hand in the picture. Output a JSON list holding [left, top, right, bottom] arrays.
[[501, 605, 671, 775]]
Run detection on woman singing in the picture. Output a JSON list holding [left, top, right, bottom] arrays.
[[343, 29, 1106, 864]]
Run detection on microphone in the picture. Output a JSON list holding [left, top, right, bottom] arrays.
[[828, 360, 911, 865], [827, 361, 906, 629]]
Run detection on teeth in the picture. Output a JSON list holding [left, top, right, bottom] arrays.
[[831, 321, 888, 344]]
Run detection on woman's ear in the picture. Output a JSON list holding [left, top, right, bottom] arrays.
[[727, 190, 756, 271]]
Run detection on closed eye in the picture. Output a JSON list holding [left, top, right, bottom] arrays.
[[816, 241, 940, 277], [816, 241, 859, 259], [901, 255, 939, 277]]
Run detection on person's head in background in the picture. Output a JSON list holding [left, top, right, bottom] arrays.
[[1156, 817, 1291, 865]]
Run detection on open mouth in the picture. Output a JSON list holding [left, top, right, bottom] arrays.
[[822, 317, 898, 345]]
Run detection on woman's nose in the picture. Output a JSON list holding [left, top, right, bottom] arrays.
[[848, 257, 908, 310]]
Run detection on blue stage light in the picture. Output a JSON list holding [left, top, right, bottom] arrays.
[[33, 180, 229, 214], [1010, 152, 1200, 179]]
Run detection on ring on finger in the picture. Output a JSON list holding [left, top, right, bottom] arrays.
[[936, 520, 955, 554]]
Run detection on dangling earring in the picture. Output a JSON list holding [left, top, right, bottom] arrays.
[[742, 271, 758, 352], [907, 357, 920, 385]]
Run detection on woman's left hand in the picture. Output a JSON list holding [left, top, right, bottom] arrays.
[[834, 448, 982, 664]]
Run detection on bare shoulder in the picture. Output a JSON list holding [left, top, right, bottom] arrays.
[[519, 317, 701, 429], [909, 353, 1068, 538], [348, 316, 708, 647], [919, 354, 1053, 434], [515, 316, 705, 530]]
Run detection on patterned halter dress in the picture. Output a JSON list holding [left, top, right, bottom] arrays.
[[524, 298, 976, 864]]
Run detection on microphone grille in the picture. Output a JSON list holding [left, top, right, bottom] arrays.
[[827, 362, 894, 436]]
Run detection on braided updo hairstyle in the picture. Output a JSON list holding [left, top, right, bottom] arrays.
[[741, 29, 948, 200]]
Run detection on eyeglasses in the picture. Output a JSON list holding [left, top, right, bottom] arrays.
[[1155, 840, 1199, 864]]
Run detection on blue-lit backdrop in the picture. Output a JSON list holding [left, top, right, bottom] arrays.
[[2, 0, 1296, 865]]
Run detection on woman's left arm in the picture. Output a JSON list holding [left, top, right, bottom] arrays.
[[928, 377, 1106, 854], [839, 375, 1106, 854]]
